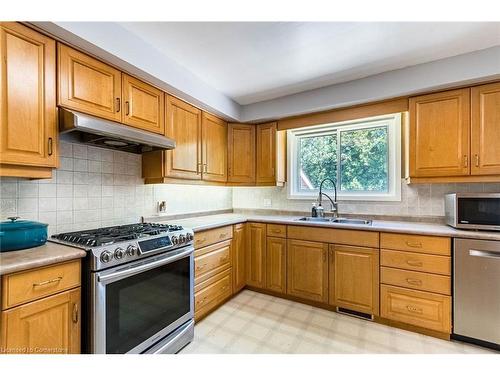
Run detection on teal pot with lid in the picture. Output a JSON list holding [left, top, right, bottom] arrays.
[[0, 217, 48, 252]]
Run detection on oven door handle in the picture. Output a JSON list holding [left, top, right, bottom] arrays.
[[98, 246, 194, 284]]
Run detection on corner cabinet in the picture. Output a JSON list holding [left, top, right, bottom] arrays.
[[246, 222, 267, 288], [227, 123, 256, 184], [0, 22, 57, 178], [232, 223, 247, 293]]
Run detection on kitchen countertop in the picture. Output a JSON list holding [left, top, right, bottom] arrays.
[[0, 242, 86, 276], [153, 213, 500, 241]]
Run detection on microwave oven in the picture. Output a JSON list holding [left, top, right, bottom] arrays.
[[445, 193, 500, 231]]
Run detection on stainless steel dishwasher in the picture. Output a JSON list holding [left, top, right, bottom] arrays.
[[454, 238, 500, 349]]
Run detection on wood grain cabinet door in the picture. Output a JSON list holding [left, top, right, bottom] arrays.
[[0, 288, 80, 354], [409, 88, 470, 177], [227, 123, 256, 184], [332, 245, 379, 315], [256, 122, 277, 184], [202, 112, 227, 182], [122, 74, 165, 134], [246, 223, 266, 288], [58, 44, 121, 122], [0, 22, 57, 167], [232, 223, 247, 293], [164, 95, 202, 180], [287, 240, 328, 303], [266, 237, 287, 293], [471, 82, 500, 175]]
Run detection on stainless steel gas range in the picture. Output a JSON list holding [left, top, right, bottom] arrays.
[[50, 222, 194, 354]]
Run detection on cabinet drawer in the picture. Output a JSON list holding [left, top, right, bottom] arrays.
[[381, 267, 451, 295], [267, 224, 286, 238], [194, 269, 232, 321], [380, 249, 451, 275], [381, 285, 451, 333], [194, 240, 231, 284], [194, 226, 233, 249], [2, 260, 81, 310], [380, 233, 451, 255]]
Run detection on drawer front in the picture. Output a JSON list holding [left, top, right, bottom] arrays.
[[194, 241, 231, 284], [2, 260, 81, 310], [194, 226, 233, 249], [194, 269, 232, 320], [380, 249, 451, 275], [267, 224, 286, 238], [381, 285, 451, 333], [287, 225, 379, 248], [381, 267, 451, 295], [380, 233, 451, 255]]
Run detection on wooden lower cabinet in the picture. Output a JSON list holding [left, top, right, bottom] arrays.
[[287, 240, 328, 303], [266, 237, 287, 293], [246, 223, 266, 288], [1, 288, 80, 354], [232, 223, 247, 293], [194, 269, 232, 321], [330, 245, 379, 315]]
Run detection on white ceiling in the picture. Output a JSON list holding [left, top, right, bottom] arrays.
[[119, 22, 500, 105]]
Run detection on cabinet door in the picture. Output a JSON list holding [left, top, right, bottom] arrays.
[[0, 288, 80, 354], [256, 122, 277, 184], [246, 223, 266, 288], [58, 44, 121, 122], [471, 82, 500, 175], [227, 123, 256, 184], [0, 22, 57, 167], [122, 74, 165, 134], [232, 223, 247, 293], [165, 95, 202, 180], [202, 112, 227, 182], [266, 237, 287, 293], [409, 89, 470, 177], [287, 240, 328, 303], [332, 245, 379, 315]]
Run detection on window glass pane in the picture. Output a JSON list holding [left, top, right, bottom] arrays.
[[298, 134, 337, 190], [340, 126, 388, 192]]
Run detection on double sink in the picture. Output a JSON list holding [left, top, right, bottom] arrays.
[[297, 217, 372, 225]]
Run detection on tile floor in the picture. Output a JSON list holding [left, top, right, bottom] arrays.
[[181, 290, 495, 354]]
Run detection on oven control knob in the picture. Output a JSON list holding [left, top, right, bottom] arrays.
[[126, 245, 137, 257], [100, 251, 113, 263], [114, 247, 125, 260], [171, 235, 179, 245], [179, 234, 186, 244], [186, 233, 194, 242]]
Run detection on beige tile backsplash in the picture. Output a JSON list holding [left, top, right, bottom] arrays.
[[2, 140, 500, 235]]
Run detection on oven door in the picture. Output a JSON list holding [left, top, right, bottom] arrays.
[[91, 245, 194, 354]]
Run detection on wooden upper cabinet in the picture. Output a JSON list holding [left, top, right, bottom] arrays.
[[331, 245, 379, 315], [287, 240, 328, 303], [122, 74, 165, 134], [165, 95, 202, 180], [409, 88, 470, 177], [202, 112, 227, 182], [256, 122, 277, 184], [58, 44, 122, 122], [246, 222, 266, 288], [471, 82, 500, 175], [232, 223, 247, 293], [0, 22, 57, 168], [227, 123, 256, 184], [266, 237, 287, 293]]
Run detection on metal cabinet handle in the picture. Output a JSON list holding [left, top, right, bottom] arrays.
[[406, 260, 423, 267], [33, 276, 62, 287], [405, 241, 422, 248], [220, 255, 228, 262], [463, 155, 468, 168], [196, 264, 206, 271], [115, 98, 121, 112], [406, 305, 423, 314], [72, 303, 79, 323], [197, 163, 203, 174], [469, 249, 500, 259], [126, 101, 130, 116], [219, 233, 227, 239], [271, 229, 281, 233], [204, 164, 208, 173], [475, 154, 480, 167], [48, 138, 53, 156], [406, 278, 423, 286]]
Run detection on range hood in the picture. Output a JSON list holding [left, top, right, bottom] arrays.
[[58, 108, 175, 154]]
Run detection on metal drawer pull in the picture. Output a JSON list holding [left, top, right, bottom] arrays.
[[33, 276, 62, 287], [405, 241, 422, 248], [406, 278, 423, 286], [220, 255, 228, 262], [196, 264, 206, 271], [219, 233, 227, 239], [406, 260, 423, 267], [475, 154, 479, 167], [115, 98, 120, 112], [406, 305, 423, 314], [271, 229, 282, 233], [72, 303, 79, 323], [197, 297, 208, 306], [125, 101, 130, 116], [48, 138, 53, 156], [463, 155, 468, 167], [469, 249, 500, 259], [197, 238, 206, 244]]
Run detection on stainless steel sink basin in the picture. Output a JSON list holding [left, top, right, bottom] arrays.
[[297, 217, 372, 225]]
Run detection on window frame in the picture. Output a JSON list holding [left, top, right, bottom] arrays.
[[287, 113, 402, 202]]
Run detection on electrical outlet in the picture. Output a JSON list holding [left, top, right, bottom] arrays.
[[263, 198, 272, 207], [157, 201, 167, 213]]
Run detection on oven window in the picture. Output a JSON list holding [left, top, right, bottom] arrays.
[[458, 198, 500, 225], [105, 256, 191, 353]]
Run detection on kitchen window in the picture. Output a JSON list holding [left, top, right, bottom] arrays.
[[287, 113, 401, 201]]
